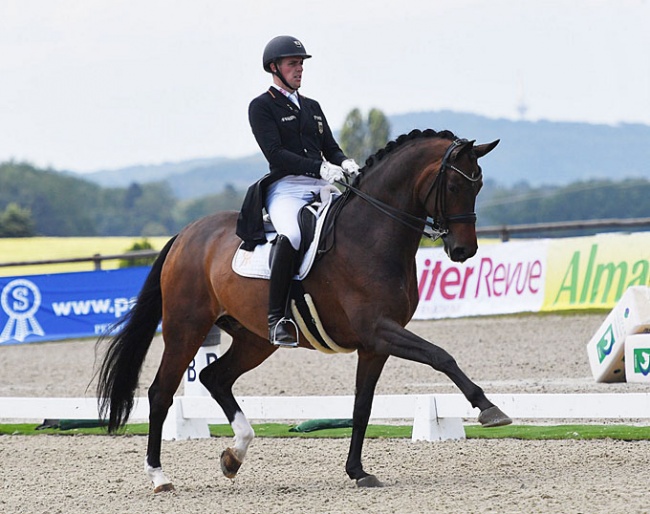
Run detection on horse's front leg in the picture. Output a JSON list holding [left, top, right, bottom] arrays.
[[200, 362, 254, 479], [345, 350, 388, 488], [199, 330, 277, 479], [374, 319, 511, 427], [215, 402, 255, 479]]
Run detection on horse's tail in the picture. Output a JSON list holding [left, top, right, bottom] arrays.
[[97, 235, 177, 432]]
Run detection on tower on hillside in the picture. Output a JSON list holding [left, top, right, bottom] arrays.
[[516, 73, 528, 120]]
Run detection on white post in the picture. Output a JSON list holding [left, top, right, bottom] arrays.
[[411, 395, 466, 442], [183, 326, 223, 397], [162, 326, 223, 440]]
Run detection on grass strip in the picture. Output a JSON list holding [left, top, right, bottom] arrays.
[[465, 424, 650, 440], [3, 423, 650, 440]]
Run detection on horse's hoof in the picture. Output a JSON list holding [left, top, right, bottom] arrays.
[[479, 406, 512, 427], [356, 475, 384, 488], [153, 483, 175, 494], [220, 447, 242, 479]]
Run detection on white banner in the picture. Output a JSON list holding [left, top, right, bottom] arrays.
[[413, 240, 550, 319]]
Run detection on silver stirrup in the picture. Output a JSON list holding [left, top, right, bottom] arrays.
[[271, 318, 299, 348]]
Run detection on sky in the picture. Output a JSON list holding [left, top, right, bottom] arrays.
[[1, 0, 649, 173]]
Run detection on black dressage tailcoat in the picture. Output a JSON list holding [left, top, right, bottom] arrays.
[[236, 88, 347, 249]]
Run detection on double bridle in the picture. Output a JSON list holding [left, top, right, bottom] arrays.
[[337, 139, 482, 241]]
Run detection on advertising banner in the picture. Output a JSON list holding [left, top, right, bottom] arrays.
[[0, 267, 150, 345], [1, 232, 648, 344], [413, 240, 549, 319], [542, 232, 650, 311]]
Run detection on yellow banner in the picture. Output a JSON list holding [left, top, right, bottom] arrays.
[[543, 233, 650, 311]]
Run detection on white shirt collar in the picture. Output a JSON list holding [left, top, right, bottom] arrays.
[[272, 84, 300, 108]]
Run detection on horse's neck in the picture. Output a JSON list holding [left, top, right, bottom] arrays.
[[361, 143, 437, 216], [340, 161, 426, 263]]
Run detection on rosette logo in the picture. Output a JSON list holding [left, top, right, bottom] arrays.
[[0, 279, 45, 343]]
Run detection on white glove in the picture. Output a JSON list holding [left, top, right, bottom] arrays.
[[320, 161, 345, 183], [341, 158, 360, 177]]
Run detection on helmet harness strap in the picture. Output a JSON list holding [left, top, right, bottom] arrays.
[[271, 60, 299, 91]]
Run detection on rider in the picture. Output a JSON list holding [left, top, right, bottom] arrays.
[[237, 35, 360, 347]]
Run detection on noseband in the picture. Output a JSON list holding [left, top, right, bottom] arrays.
[[337, 138, 482, 241], [421, 138, 482, 237]]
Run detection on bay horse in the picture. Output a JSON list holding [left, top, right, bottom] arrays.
[[97, 128, 511, 492]]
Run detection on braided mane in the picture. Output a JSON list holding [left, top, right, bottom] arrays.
[[363, 128, 457, 170]]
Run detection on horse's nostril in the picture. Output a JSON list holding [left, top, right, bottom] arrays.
[[451, 247, 468, 262]]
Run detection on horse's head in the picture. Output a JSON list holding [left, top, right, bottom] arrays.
[[423, 138, 499, 262], [342, 130, 498, 265]]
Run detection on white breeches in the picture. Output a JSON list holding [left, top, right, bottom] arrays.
[[265, 175, 328, 250]]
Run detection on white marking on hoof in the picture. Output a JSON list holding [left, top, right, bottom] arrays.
[[145, 458, 174, 492], [231, 411, 255, 461]]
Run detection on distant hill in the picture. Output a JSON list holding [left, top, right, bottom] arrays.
[[75, 111, 650, 199], [84, 156, 228, 188], [389, 111, 650, 186], [82, 155, 266, 200], [166, 154, 267, 199]]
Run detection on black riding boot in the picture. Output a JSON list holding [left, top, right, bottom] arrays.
[[268, 235, 298, 347]]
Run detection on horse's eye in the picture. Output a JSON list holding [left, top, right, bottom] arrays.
[[448, 184, 460, 194]]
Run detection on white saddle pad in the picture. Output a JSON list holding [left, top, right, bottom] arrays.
[[232, 186, 340, 280]]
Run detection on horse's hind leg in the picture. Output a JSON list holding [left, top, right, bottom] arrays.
[[145, 323, 211, 492], [199, 322, 277, 479]]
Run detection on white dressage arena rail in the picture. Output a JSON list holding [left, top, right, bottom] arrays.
[[2, 393, 650, 442]]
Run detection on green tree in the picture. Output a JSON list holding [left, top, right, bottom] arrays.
[[367, 108, 391, 154], [339, 108, 391, 164], [94, 181, 177, 236], [339, 108, 365, 163], [124, 182, 144, 209], [0, 203, 35, 237], [0, 161, 98, 235], [118, 238, 157, 268], [173, 183, 244, 228], [478, 179, 650, 232]]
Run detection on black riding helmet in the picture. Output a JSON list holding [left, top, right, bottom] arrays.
[[263, 36, 311, 89]]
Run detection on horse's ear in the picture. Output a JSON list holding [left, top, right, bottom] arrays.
[[474, 140, 500, 158], [454, 139, 476, 159]]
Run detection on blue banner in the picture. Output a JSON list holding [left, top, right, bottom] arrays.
[[0, 267, 151, 345]]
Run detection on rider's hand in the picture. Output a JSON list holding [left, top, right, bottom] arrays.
[[341, 158, 360, 178], [320, 161, 345, 184]]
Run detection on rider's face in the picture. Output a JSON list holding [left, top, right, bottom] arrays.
[[272, 57, 304, 91]]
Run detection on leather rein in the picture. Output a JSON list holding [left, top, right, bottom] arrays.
[[336, 139, 482, 242]]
